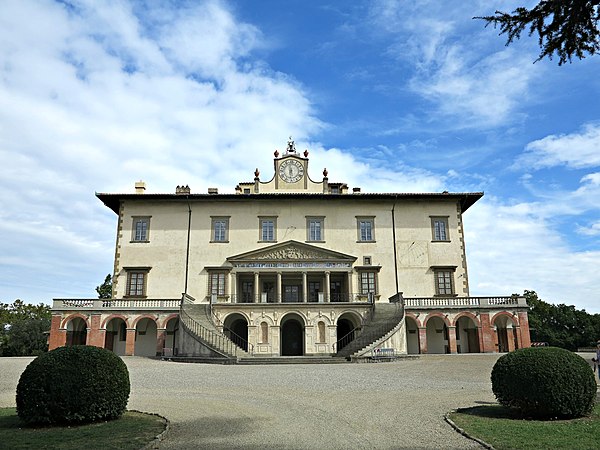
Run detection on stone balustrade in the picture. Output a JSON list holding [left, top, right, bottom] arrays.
[[404, 296, 526, 309], [52, 298, 181, 311]]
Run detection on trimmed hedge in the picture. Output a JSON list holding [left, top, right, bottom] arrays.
[[16, 345, 130, 425], [491, 347, 596, 419]]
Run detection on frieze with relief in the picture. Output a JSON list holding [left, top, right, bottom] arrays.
[[254, 245, 327, 260]]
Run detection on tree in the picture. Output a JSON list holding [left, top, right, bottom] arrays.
[[475, 1, 600, 65], [524, 290, 600, 350], [96, 274, 113, 299], [0, 300, 51, 356]]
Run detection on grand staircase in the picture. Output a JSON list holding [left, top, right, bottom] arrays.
[[335, 302, 404, 359], [179, 303, 250, 360]]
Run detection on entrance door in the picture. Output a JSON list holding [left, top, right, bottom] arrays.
[[283, 285, 300, 303], [105, 331, 115, 351], [330, 280, 342, 302], [241, 281, 253, 303], [497, 328, 509, 352], [281, 319, 303, 355]]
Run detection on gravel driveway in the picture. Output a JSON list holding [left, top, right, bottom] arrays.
[[0, 354, 505, 449]]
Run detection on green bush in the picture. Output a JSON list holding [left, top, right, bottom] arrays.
[[491, 347, 596, 419], [16, 345, 130, 425]]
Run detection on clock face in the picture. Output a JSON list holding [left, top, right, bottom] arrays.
[[279, 159, 304, 183]]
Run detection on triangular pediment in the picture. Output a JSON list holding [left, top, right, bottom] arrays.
[[227, 240, 356, 263]]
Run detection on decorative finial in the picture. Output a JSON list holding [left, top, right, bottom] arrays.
[[323, 168, 328, 177], [274, 150, 279, 157], [303, 149, 309, 157], [254, 168, 260, 178], [286, 136, 296, 153]]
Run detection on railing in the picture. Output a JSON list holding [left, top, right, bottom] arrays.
[[404, 296, 526, 308], [53, 298, 181, 310], [212, 293, 375, 304], [180, 307, 241, 358], [334, 326, 362, 353], [222, 326, 254, 353]]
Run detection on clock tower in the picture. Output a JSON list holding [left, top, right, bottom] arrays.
[[275, 136, 307, 188], [236, 137, 347, 194]]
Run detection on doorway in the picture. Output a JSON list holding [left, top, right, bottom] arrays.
[[281, 315, 304, 356]]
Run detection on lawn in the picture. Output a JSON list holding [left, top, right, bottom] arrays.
[[0, 408, 167, 450], [449, 402, 600, 450]]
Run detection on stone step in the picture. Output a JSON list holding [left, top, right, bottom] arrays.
[[237, 356, 349, 365], [336, 303, 403, 358]]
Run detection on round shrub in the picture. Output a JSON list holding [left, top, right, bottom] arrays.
[[491, 347, 596, 419], [16, 345, 130, 425]]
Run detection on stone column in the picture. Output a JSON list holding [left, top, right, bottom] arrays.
[[48, 315, 66, 350], [302, 272, 308, 303], [125, 328, 136, 356], [254, 272, 260, 303], [325, 271, 331, 303], [518, 311, 531, 348], [479, 313, 495, 352], [156, 328, 166, 356], [87, 314, 105, 348], [418, 327, 427, 354], [447, 326, 457, 354], [507, 328, 516, 352], [347, 272, 353, 302], [230, 272, 237, 303], [277, 272, 282, 303]]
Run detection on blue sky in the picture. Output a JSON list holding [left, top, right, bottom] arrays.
[[1, 0, 599, 312]]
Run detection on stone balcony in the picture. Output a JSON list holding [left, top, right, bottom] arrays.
[[404, 296, 527, 309], [52, 296, 526, 312], [52, 298, 181, 311]]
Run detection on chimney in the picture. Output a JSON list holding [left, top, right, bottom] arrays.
[[208, 188, 218, 195], [135, 181, 146, 194], [176, 185, 191, 195], [353, 187, 361, 193]]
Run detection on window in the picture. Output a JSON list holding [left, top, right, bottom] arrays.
[[209, 272, 226, 296], [431, 217, 449, 241], [363, 256, 372, 265], [259, 217, 277, 242], [434, 269, 454, 296], [307, 217, 324, 241], [357, 217, 375, 242], [243, 188, 250, 194], [132, 217, 150, 242], [126, 270, 148, 297], [359, 272, 376, 295], [211, 217, 230, 242]]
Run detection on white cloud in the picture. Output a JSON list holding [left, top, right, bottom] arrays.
[[367, 1, 542, 128], [577, 221, 600, 236], [517, 122, 600, 169], [465, 196, 600, 313]]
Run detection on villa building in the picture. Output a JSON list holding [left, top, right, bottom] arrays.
[[48, 139, 530, 360]]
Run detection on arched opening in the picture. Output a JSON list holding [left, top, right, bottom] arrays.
[[494, 315, 516, 352], [405, 316, 420, 354], [455, 316, 480, 353], [223, 314, 249, 351], [336, 312, 361, 352], [165, 317, 180, 356], [280, 314, 304, 356], [104, 317, 127, 355], [134, 317, 158, 356], [66, 317, 87, 346], [425, 316, 448, 354]]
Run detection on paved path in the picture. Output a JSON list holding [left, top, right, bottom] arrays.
[[0, 354, 511, 449]]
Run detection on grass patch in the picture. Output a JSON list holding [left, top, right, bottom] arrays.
[[449, 402, 600, 450], [0, 408, 166, 450]]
